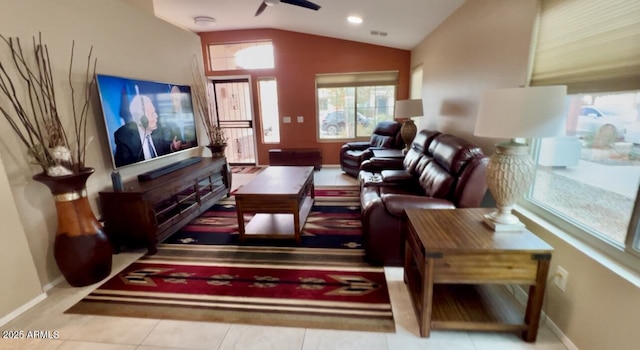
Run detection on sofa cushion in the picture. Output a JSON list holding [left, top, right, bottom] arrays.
[[412, 156, 433, 176], [431, 134, 484, 175], [342, 149, 369, 167], [380, 169, 413, 183], [419, 161, 455, 199], [370, 134, 394, 148]]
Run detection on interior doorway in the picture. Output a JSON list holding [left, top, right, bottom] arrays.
[[211, 78, 256, 165]]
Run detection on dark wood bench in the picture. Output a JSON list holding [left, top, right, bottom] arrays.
[[268, 148, 322, 170]]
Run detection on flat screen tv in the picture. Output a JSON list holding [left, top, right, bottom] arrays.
[[95, 74, 198, 169]]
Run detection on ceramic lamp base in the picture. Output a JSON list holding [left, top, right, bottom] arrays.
[[400, 119, 417, 152], [482, 213, 526, 232], [484, 141, 535, 233]]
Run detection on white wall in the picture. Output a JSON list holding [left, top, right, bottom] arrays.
[[0, 0, 204, 310], [412, 0, 536, 152], [411, 0, 640, 349], [0, 155, 42, 322]]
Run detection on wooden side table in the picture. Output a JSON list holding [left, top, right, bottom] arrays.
[[404, 208, 553, 342]]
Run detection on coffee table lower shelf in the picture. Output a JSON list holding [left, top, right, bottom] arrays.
[[242, 196, 314, 239]]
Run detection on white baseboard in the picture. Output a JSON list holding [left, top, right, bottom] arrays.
[[513, 285, 579, 350], [0, 293, 47, 327], [0, 275, 65, 327], [545, 316, 579, 350], [42, 275, 65, 292]]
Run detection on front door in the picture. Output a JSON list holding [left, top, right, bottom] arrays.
[[211, 78, 256, 165]]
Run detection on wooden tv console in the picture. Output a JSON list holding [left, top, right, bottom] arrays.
[[99, 157, 231, 254]]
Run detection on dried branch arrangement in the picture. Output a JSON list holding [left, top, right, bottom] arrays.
[[0, 33, 97, 176], [190, 57, 227, 146]]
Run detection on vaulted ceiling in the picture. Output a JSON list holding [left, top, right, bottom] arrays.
[[152, 0, 466, 50]]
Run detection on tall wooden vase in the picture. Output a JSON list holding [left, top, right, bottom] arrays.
[[33, 168, 112, 287]]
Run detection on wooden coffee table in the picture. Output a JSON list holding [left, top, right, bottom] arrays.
[[234, 166, 314, 243], [404, 208, 553, 342]]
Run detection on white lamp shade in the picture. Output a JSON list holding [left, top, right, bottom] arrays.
[[474, 86, 567, 138], [395, 99, 423, 119]]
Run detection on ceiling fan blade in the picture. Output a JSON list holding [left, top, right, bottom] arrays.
[[281, 0, 321, 11], [255, 2, 267, 16]]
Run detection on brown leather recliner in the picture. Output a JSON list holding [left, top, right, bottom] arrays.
[[358, 130, 489, 266], [339, 121, 404, 177]]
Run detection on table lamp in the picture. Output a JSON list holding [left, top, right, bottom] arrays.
[[474, 85, 567, 232], [394, 99, 423, 153]]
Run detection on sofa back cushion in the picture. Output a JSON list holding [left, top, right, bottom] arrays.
[[431, 134, 485, 175], [419, 162, 455, 199], [403, 130, 441, 174], [417, 134, 486, 204], [369, 121, 403, 148], [369, 134, 394, 148]]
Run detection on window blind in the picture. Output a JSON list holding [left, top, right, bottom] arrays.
[[529, 0, 640, 93], [316, 71, 398, 88]]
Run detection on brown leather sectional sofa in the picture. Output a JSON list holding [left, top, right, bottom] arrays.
[[358, 129, 489, 265]]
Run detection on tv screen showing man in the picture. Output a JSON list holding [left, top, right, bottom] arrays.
[[95, 74, 199, 169]]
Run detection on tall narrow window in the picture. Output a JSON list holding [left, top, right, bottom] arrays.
[[411, 65, 423, 99], [258, 78, 280, 144]]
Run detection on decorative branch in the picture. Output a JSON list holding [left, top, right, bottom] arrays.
[[191, 56, 227, 145], [0, 33, 97, 175]]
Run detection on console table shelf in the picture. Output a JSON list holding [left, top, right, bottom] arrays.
[[100, 157, 231, 254]]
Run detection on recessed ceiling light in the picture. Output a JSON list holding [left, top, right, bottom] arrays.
[[347, 16, 363, 24], [194, 16, 217, 27]]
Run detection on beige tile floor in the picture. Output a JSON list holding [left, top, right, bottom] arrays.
[[2, 167, 568, 350]]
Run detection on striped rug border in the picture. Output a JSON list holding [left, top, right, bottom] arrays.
[[66, 258, 395, 333]]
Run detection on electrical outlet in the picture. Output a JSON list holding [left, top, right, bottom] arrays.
[[554, 266, 569, 292]]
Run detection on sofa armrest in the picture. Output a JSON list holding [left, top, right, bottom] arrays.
[[341, 141, 371, 152], [359, 171, 383, 187], [381, 169, 413, 182], [382, 193, 455, 217], [360, 169, 415, 189], [360, 157, 404, 173]]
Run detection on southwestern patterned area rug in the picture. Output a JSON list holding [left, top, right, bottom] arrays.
[[165, 185, 363, 251], [66, 186, 396, 333]]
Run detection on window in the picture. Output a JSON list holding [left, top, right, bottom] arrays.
[[316, 72, 397, 140], [526, 91, 640, 267], [257, 78, 280, 144], [524, 0, 640, 272], [411, 65, 423, 99], [208, 41, 274, 71]]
